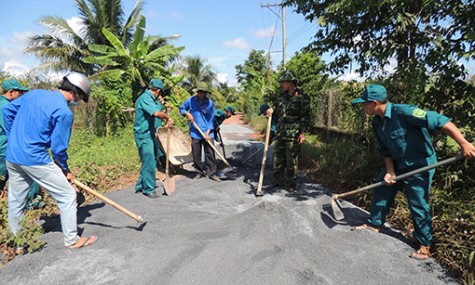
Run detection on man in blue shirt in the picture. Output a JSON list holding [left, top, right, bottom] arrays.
[[134, 79, 173, 198], [3, 72, 97, 251], [351, 84, 475, 260], [180, 82, 221, 182]]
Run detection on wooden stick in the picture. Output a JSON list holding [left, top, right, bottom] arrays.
[[256, 114, 272, 196], [191, 121, 232, 167], [73, 179, 144, 223]]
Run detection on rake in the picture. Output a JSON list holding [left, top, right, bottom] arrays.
[[331, 155, 465, 221]]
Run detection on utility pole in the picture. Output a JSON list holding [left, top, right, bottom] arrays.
[[260, 1, 287, 66]]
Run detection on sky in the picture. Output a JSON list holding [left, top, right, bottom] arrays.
[[0, 0, 339, 86]]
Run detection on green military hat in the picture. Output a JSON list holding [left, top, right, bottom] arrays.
[[148, 78, 164, 91], [277, 70, 298, 83], [352, 84, 387, 104], [225, 106, 235, 115], [195, 82, 210, 93], [2, 79, 29, 92]]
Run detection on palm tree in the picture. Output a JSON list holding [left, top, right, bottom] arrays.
[[24, 0, 144, 75], [178, 55, 217, 93]]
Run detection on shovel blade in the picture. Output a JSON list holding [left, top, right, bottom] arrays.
[[163, 177, 176, 196], [331, 195, 345, 221]]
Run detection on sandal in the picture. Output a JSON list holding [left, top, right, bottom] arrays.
[[351, 224, 381, 233], [69, 236, 98, 249], [410, 246, 430, 260]]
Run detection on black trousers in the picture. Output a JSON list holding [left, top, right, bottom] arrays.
[[191, 138, 217, 176]]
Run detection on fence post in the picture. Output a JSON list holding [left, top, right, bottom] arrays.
[[327, 90, 334, 129]]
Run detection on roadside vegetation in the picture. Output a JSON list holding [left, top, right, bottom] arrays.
[[0, 0, 474, 283]]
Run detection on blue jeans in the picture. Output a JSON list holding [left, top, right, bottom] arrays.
[[7, 161, 80, 246]]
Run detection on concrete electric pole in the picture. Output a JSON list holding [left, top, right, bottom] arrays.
[[260, 1, 287, 66]]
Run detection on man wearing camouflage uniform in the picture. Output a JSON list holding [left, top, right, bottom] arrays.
[[262, 70, 311, 191]]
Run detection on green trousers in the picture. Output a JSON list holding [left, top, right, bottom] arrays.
[[368, 168, 435, 246], [272, 138, 301, 187], [134, 136, 165, 195]]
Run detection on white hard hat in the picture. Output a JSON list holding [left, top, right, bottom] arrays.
[[64, 72, 91, 102]]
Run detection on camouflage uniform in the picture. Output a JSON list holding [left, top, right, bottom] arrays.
[[271, 88, 311, 188]]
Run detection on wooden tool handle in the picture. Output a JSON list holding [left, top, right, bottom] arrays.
[[191, 121, 231, 167], [256, 114, 273, 195], [73, 179, 144, 223]]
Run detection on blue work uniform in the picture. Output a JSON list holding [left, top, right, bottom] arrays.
[[0, 95, 40, 206], [368, 102, 451, 246], [133, 90, 165, 195], [179, 96, 217, 175]]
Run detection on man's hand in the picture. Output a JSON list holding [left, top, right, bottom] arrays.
[[383, 172, 397, 186], [186, 112, 194, 123], [266, 108, 274, 116], [461, 142, 475, 159], [167, 117, 174, 127], [63, 169, 73, 183], [298, 133, 306, 144]]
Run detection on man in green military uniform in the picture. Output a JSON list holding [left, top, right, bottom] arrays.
[[213, 106, 235, 143], [261, 70, 311, 191], [0, 79, 43, 209], [351, 84, 475, 260], [134, 79, 173, 198]]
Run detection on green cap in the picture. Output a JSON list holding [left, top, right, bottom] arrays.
[[148, 78, 164, 91], [195, 82, 210, 93], [2, 79, 29, 92], [224, 106, 235, 115], [352, 84, 387, 104], [258, 104, 270, 115]]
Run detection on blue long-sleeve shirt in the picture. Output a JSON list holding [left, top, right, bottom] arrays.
[[179, 96, 215, 139], [3, 90, 73, 170]]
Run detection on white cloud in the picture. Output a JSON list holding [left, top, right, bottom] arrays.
[[223, 37, 251, 49], [1, 59, 30, 76], [253, 26, 276, 39], [338, 71, 364, 82], [217, 73, 228, 83]]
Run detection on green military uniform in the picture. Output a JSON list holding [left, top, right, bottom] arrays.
[[368, 102, 450, 246], [271, 89, 311, 188], [134, 89, 165, 195]]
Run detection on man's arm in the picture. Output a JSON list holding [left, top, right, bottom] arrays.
[[441, 122, 475, 158], [2, 97, 23, 136]]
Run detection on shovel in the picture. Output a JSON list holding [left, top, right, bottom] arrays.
[[330, 154, 465, 220], [162, 126, 176, 195], [73, 179, 144, 223], [192, 121, 232, 168], [256, 114, 273, 196]]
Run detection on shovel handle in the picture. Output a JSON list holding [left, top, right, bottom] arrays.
[[335, 155, 465, 200], [256, 114, 273, 195], [191, 121, 231, 167], [73, 179, 144, 223]]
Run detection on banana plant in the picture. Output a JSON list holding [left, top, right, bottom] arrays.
[[84, 15, 184, 98]]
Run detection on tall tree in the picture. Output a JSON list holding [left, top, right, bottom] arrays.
[[235, 49, 270, 91], [178, 55, 217, 93], [25, 0, 144, 75], [286, 0, 475, 104]]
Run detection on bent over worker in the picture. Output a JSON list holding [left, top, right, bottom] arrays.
[[134, 79, 173, 199], [351, 84, 475, 260], [0, 79, 42, 209], [4, 72, 97, 250], [213, 106, 235, 143]]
